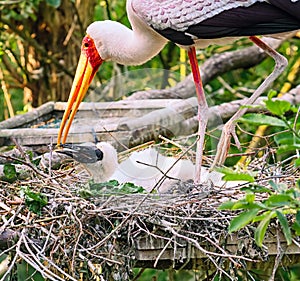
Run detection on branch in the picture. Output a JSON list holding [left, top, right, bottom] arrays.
[[114, 85, 300, 149], [1, 18, 73, 78]]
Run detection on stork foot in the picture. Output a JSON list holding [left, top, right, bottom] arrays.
[[212, 121, 240, 168]]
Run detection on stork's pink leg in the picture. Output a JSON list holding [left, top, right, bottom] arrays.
[[188, 46, 209, 184], [212, 36, 288, 167]]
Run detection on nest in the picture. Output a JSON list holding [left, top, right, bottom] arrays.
[[0, 144, 300, 281]]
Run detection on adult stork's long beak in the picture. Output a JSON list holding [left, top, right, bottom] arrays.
[[57, 35, 103, 145]]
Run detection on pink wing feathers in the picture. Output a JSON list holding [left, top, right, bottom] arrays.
[[131, 0, 266, 31]]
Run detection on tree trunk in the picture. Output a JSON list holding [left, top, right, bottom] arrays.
[[1, 0, 97, 107]]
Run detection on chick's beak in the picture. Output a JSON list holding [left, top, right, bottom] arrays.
[[56, 143, 104, 163], [57, 35, 103, 145]]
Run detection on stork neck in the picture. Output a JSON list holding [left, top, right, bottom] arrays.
[[117, 0, 168, 65], [87, 1, 168, 66], [112, 25, 168, 66]]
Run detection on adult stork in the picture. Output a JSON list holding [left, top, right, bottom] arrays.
[[57, 0, 300, 184]]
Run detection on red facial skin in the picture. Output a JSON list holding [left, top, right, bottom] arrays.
[[81, 35, 103, 83]]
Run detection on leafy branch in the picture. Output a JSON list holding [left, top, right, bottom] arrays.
[[239, 89, 300, 165], [220, 91, 300, 247], [219, 180, 300, 247]]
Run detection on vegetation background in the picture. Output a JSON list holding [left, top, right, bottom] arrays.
[[1, 0, 299, 120], [0, 0, 300, 280]]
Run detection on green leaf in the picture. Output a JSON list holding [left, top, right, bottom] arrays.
[[265, 194, 292, 208], [217, 167, 255, 182], [276, 210, 292, 245], [274, 132, 300, 146], [238, 113, 287, 127], [294, 158, 300, 168], [241, 185, 272, 194], [219, 199, 265, 211], [46, 0, 61, 8], [89, 180, 146, 195], [286, 187, 300, 199], [228, 209, 260, 233], [118, 182, 146, 194], [231, 201, 251, 210], [78, 188, 93, 198], [20, 187, 48, 215], [292, 210, 300, 235], [254, 211, 274, 247], [17, 260, 44, 281], [265, 99, 291, 116], [245, 192, 255, 204], [269, 180, 280, 193], [3, 163, 17, 180], [277, 144, 300, 155], [222, 173, 255, 182], [267, 90, 278, 99], [90, 179, 120, 190], [218, 200, 236, 210]]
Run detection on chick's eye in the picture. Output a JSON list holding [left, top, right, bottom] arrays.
[[95, 149, 103, 161], [84, 42, 89, 48]]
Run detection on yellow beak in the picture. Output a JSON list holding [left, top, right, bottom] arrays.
[[57, 35, 102, 145]]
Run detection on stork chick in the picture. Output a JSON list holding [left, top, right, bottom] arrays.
[[57, 142, 246, 192], [57, 142, 118, 183]]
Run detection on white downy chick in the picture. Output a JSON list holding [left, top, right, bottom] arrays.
[[57, 142, 246, 192]]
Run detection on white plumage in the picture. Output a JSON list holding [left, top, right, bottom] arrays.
[[84, 142, 119, 183], [57, 142, 246, 193], [86, 21, 167, 65]]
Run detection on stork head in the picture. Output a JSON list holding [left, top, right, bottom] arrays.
[[57, 20, 136, 145], [57, 31, 103, 145], [57, 19, 164, 144]]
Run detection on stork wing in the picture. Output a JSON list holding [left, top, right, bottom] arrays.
[[132, 0, 266, 32], [268, 0, 300, 21], [133, 0, 300, 45]]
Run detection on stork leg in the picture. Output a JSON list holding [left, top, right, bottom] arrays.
[[188, 46, 209, 184], [212, 36, 288, 167]]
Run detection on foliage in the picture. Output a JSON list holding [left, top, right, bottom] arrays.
[[220, 92, 300, 247], [20, 186, 48, 215], [79, 179, 146, 197], [216, 166, 255, 182], [238, 89, 300, 165], [17, 260, 45, 281], [219, 180, 300, 247], [3, 163, 17, 182]]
